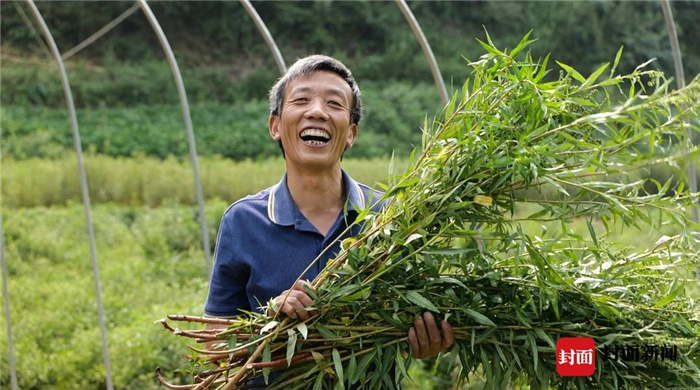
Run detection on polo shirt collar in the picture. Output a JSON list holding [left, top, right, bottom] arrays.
[[267, 169, 366, 226]]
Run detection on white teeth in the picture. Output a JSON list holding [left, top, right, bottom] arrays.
[[306, 140, 326, 146], [300, 129, 331, 140]]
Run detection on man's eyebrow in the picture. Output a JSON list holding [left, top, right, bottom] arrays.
[[288, 86, 349, 101], [289, 86, 312, 95]]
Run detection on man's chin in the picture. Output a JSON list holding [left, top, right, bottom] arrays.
[[289, 155, 342, 171]]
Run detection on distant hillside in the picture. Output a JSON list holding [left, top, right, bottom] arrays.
[[2, 1, 697, 98]]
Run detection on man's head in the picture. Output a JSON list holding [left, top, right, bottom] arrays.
[[269, 56, 362, 161], [270, 55, 362, 126]]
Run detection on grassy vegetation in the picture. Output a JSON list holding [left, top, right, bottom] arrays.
[[0, 202, 224, 388], [3, 152, 693, 210], [0, 156, 409, 208]]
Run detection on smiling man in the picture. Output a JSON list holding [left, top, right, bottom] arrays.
[[204, 56, 454, 372]]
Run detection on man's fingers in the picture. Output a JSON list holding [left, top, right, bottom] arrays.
[[406, 313, 455, 360], [296, 305, 310, 321], [424, 313, 442, 344], [413, 315, 430, 351], [442, 320, 455, 349], [296, 292, 314, 308], [294, 280, 315, 293], [280, 302, 298, 319], [274, 290, 316, 320], [408, 327, 420, 357]]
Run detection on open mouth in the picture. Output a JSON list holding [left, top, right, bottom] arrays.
[[300, 128, 331, 146]]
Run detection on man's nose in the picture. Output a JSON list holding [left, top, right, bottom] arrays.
[[304, 98, 329, 120]]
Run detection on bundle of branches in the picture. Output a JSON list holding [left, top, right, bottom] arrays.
[[157, 34, 700, 389]]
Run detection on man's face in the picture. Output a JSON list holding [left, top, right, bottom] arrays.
[[269, 70, 357, 171]]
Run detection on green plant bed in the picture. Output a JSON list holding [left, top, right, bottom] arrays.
[[0, 202, 231, 389], [0, 156, 407, 208]]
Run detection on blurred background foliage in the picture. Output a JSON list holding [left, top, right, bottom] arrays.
[[0, 1, 698, 388], [1, 1, 698, 162]]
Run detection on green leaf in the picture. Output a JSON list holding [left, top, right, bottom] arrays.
[[556, 61, 586, 83], [586, 218, 598, 246], [395, 348, 409, 383], [296, 322, 308, 339], [354, 351, 376, 384], [313, 371, 325, 390], [476, 38, 503, 56], [347, 352, 358, 385], [527, 332, 539, 372], [424, 247, 476, 255], [534, 53, 551, 82], [510, 30, 535, 58], [286, 329, 297, 367], [464, 308, 495, 327], [404, 233, 423, 245], [332, 348, 344, 388], [338, 286, 371, 302], [405, 290, 440, 312], [527, 208, 549, 220], [260, 320, 278, 334], [311, 351, 326, 364], [328, 284, 362, 301], [598, 78, 622, 87], [434, 276, 467, 289], [534, 328, 556, 349], [263, 343, 271, 384], [227, 333, 237, 350], [654, 279, 683, 308], [315, 323, 338, 340], [611, 46, 624, 76], [580, 62, 609, 90]]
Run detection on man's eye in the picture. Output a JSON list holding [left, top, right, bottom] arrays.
[[328, 100, 342, 106]]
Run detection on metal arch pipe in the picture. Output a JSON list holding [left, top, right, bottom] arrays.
[[394, 0, 449, 106], [660, 0, 698, 225], [239, 0, 286, 74], [136, 0, 212, 277], [0, 6, 19, 380], [23, 1, 114, 389], [1, 10, 19, 390], [62, 3, 140, 60], [0, 219, 18, 390], [660, 1, 685, 90], [13, 2, 52, 59]]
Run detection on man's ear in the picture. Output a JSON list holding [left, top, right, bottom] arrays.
[[269, 115, 281, 141], [346, 124, 358, 148]]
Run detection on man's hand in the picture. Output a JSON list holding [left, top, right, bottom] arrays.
[[408, 312, 455, 359], [268, 280, 318, 320]]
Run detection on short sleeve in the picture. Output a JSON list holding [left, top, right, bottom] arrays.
[[204, 211, 251, 317]]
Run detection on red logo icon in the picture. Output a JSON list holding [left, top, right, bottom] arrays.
[[556, 337, 596, 376]]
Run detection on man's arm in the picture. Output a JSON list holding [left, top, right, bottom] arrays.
[[205, 213, 252, 317]]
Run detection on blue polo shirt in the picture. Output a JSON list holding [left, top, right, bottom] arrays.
[[205, 170, 384, 317]]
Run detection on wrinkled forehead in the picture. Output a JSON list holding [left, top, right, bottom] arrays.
[[285, 70, 353, 102]]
